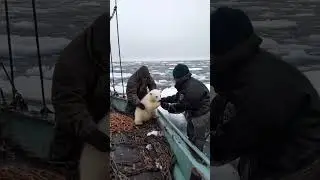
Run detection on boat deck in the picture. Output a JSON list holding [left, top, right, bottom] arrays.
[[110, 111, 173, 180]]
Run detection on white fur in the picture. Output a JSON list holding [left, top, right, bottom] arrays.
[[134, 89, 162, 125]]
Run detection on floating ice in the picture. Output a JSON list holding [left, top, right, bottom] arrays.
[[189, 68, 203, 71], [252, 20, 297, 29], [0, 35, 70, 56], [12, 21, 51, 29], [110, 84, 127, 94], [288, 13, 314, 17], [192, 74, 207, 81], [305, 70, 320, 94], [261, 37, 314, 57], [110, 72, 132, 79], [78, 2, 100, 6], [309, 35, 320, 41], [0, 76, 52, 101], [283, 50, 320, 64], [25, 66, 54, 79], [161, 83, 210, 98]]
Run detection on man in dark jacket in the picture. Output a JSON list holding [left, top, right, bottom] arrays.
[[50, 12, 110, 179], [160, 64, 210, 151], [210, 7, 320, 180], [125, 66, 157, 116]]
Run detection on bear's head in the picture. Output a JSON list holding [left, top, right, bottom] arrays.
[[148, 89, 162, 103]]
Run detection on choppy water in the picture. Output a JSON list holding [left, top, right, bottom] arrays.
[[212, 0, 320, 67], [110, 60, 210, 93], [0, 0, 319, 100], [0, 0, 108, 75]]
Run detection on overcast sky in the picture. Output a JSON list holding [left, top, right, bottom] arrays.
[[110, 0, 210, 61]]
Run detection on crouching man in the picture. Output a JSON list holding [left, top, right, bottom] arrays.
[[50, 12, 110, 180]]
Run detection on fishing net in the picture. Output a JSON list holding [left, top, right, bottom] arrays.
[[0, 165, 66, 180], [110, 112, 173, 180], [110, 112, 135, 134], [0, 141, 66, 180]]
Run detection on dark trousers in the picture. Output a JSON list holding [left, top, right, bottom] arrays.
[[186, 111, 210, 151], [125, 101, 136, 116], [50, 125, 82, 180]]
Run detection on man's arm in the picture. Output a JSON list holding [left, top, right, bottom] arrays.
[[147, 76, 157, 90], [210, 85, 301, 162], [52, 15, 109, 152], [162, 91, 190, 114], [211, 94, 228, 130], [161, 94, 178, 103], [126, 77, 140, 105]]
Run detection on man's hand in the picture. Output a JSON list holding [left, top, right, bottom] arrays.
[[137, 103, 145, 110], [161, 101, 170, 110], [84, 129, 110, 152], [160, 98, 167, 103]]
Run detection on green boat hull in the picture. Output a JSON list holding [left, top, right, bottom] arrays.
[[0, 96, 210, 179]]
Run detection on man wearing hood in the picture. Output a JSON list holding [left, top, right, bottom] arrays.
[[126, 66, 157, 116], [210, 7, 320, 180], [50, 12, 110, 180], [160, 64, 210, 151]]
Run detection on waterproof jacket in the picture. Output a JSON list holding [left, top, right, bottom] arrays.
[[162, 73, 210, 118], [51, 13, 110, 163], [210, 33, 320, 180], [126, 66, 157, 105]]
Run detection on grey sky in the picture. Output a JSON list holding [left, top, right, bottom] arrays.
[[110, 0, 210, 61]]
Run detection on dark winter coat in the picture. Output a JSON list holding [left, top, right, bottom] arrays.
[[162, 73, 210, 118], [126, 66, 157, 106], [50, 13, 110, 164], [210, 33, 320, 180]]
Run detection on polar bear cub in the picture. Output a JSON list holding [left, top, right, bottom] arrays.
[[134, 89, 162, 125]]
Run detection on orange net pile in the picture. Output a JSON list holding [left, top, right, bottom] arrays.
[[110, 112, 135, 134], [0, 166, 65, 180]]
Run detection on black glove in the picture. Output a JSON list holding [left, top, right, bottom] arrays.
[[137, 103, 145, 110], [84, 129, 110, 152], [161, 101, 170, 110], [160, 98, 167, 103]]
